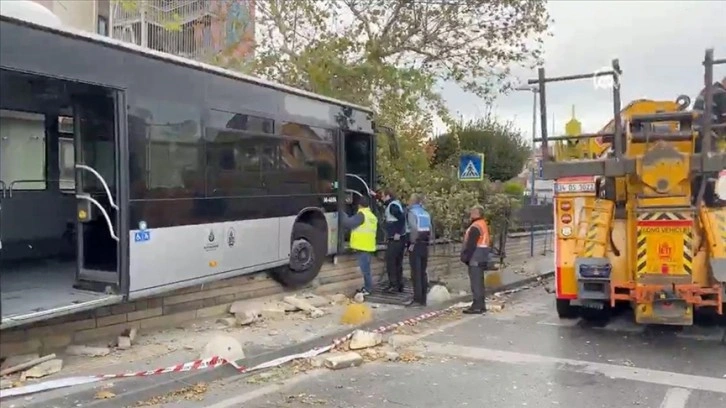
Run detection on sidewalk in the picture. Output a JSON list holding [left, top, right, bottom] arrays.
[[4, 255, 554, 407]]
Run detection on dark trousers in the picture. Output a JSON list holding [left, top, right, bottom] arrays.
[[468, 264, 486, 310], [385, 239, 405, 288], [409, 242, 429, 304]]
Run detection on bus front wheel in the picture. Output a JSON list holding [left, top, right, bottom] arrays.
[[271, 222, 326, 288]]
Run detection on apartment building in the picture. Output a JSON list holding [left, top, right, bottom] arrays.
[[29, 0, 110, 35], [27, 0, 255, 63]]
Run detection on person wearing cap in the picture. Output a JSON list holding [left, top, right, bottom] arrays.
[[460, 205, 491, 314], [406, 193, 432, 307]]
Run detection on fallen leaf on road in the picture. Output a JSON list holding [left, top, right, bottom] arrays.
[[94, 390, 116, 399]]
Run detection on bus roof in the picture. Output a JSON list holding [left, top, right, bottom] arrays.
[[0, 14, 375, 116]]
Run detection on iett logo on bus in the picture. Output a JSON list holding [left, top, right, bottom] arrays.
[[592, 66, 620, 91]]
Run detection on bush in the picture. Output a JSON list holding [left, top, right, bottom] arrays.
[[378, 131, 516, 242]]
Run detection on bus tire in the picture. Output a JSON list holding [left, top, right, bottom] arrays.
[[556, 299, 579, 319], [271, 222, 326, 288]]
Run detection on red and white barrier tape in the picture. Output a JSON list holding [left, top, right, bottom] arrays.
[[1, 303, 461, 399]]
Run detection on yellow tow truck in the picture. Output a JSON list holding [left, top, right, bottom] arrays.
[[532, 49, 726, 325]]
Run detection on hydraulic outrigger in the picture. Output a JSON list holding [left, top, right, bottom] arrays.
[[531, 49, 726, 325]]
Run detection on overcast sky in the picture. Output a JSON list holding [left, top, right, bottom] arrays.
[[435, 0, 726, 140]]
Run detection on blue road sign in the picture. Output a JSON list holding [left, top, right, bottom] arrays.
[[458, 153, 485, 182]]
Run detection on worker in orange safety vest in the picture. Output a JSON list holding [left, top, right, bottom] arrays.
[[459, 205, 491, 314]]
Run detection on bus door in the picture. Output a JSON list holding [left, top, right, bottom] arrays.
[[73, 91, 121, 288]]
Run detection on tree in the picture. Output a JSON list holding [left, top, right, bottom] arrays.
[[432, 116, 531, 181], [251, 0, 550, 104], [239, 0, 549, 239]]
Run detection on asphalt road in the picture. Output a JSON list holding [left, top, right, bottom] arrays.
[[165, 285, 726, 408]]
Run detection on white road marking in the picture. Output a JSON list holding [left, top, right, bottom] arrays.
[[414, 341, 726, 394], [536, 316, 581, 327], [659, 388, 692, 408]]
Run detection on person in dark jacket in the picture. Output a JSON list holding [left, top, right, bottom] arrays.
[[381, 189, 407, 293], [460, 205, 491, 314], [406, 193, 432, 307]]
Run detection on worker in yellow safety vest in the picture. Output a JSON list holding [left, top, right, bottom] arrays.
[[460, 204, 491, 314], [341, 195, 378, 296]]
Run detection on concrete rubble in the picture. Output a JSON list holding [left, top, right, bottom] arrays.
[[0, 291, 373, 390], [323, 352, 363, 370], [199, 335, 245, 362], [349, 330, 382, 350], [427, 285, 452, 305], [21, 359, 63, 379], [117, 336, 132, 350]]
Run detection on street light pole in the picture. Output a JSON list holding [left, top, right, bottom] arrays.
[[515, 85, 539, 257]]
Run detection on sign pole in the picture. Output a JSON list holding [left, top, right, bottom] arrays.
[[530, 90, 538, 257]]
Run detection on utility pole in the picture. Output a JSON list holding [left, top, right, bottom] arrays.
[[514, 85, 540, 257]]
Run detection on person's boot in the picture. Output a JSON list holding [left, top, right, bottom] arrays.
[[405, 299, 424, 308], [463, 303, 486, 314]]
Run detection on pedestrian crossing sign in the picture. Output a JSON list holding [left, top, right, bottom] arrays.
[[458, 153, 485, 181]]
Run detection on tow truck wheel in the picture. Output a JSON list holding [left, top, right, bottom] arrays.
[[580, 303, 612, 323], [556, 299, 579, 319]]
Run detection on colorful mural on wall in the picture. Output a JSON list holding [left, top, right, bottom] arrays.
[[193, 0, 255, 63]]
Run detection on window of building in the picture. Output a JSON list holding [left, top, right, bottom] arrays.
[[97, 16, 109, 36], [0, 110, 47, 191]]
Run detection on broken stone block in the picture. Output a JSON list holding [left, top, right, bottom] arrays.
[[386, 334, 416, 349], [349, 330, 382, 350], [487, 303, 505, 312], [0, 353, 40, 371], [329, 294, 348, 304], [0, 378, 14, 390], [309, 355, 327, 368], [308, 308, 325, 319], [117, 336, 132, 350], [385, 351, 400, 361], [300, 293, 330, 308], [353, 292, 365, 303], [426, 285, 451, 305], [22, 359, 63, 379], [458, 290, 468, 297], [324, 352, 363, 370], [65, 345, 111, 357], [234, 311, 258, 326], [282, 296, 317, 312], [199, 335, 245, 363], [259, 308, 286, 321]]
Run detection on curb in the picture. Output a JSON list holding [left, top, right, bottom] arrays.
[[19, 271, 555, 407]]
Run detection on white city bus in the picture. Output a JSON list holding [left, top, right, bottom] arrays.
[[0, 6, 384, 328]]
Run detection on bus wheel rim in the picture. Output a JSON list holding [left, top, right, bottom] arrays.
[[290, 238, 314, 271]]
